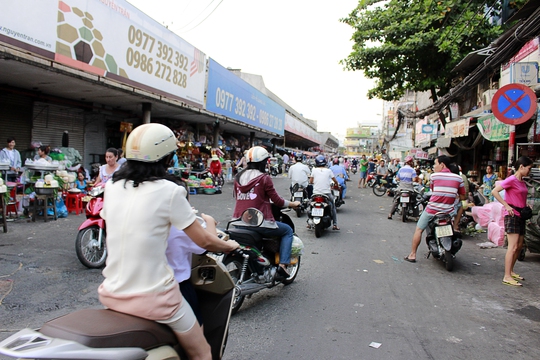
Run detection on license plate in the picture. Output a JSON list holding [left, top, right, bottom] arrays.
[[332, 190, 340, 197], [400, 196, 410, 203], [311, 208, 324, 217], [294, 192, 303, 198], [435, 225, 453, 238]]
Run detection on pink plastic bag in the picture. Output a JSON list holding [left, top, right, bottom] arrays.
[[487, 222, 505, 246]]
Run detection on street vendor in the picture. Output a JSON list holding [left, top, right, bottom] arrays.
[[0, 137, 22, 182]]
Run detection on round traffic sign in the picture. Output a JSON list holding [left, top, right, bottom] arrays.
[[491, 83, 537, 125]]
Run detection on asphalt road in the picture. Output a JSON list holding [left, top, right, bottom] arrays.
[[1, 175, 540, 359]]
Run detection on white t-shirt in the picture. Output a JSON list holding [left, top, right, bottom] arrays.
[[98, 179, 196, 321], [311, 167, 334, 195], [166, 227, 205, 283], [288, 162, 311, 187]]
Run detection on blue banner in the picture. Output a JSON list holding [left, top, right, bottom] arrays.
[[206, 58, 285, 135]]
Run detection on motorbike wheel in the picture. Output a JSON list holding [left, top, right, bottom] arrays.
[[314, 223, 322, 238], [223, 257, 247, 315], [444, 250, 454, 271], [373, 185, 386, 197], [282, 257, 301, 285], [401, 206, 407, 222], [75, 226, 107, 268]]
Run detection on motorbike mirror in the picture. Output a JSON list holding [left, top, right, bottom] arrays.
[[88, 185, 104, 197], [239, 208, 265, 227]]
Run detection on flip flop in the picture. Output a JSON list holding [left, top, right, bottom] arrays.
[[502, 279, 522, 286], [403, 256, 416, 263], [512, 273, 525, 281], [332, 225, 340, 230]]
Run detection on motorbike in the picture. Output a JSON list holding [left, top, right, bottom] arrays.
[[350, 164, 358, 175], [396, 184, 426, 222], [307, 193, 333, 238], [425, 212, 463, 271], [366, 171, 376, 188], [290, 183, 310, 217], [332, 183, 344, 208], [222, 207, 303, 315], [0, 252, 236, 360], [269, 163, 280, 177], [373, 172, 397, 197], [76, 183, 107, 268]]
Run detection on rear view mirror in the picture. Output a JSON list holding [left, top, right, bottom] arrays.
[[240, 208, 264, 227]]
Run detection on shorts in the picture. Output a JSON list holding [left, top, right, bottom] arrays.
[[504, 215, 526, 235], [157, 297, 197, 333], [360, 171, 367, 179], [416, 211, 435, 230]]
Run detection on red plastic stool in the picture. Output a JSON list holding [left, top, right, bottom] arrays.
[[65, 193, 84, 215]]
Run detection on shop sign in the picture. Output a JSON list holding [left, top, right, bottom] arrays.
[[422, 124, 435, 134], [477, 114, 510, 141], [444, 118, 470, 138], [415, 119, 431, 146], [0, 0, 207, 107], [414, 150, 429, 160], [206, 58, 285, 136]]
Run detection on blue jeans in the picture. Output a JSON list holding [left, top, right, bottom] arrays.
[[243, 222, 293, 265]]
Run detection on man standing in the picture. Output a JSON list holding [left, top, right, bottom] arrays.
[[358, 155, 368, 188], [282, 153, 290, 174], [288, 155, 312, 197], [310, 155, 340, 230], [404, 155, 466, 262]]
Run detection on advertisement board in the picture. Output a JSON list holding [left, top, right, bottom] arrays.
[[285, 113, 321, 144], [0, 0, 206, 106], [206, 58, 285, 135]]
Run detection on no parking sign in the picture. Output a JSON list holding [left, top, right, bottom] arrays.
[[491, 83, 537, 125]]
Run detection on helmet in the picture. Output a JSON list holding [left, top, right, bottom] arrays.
[[295, 154, 303, 162], [404, 155, 414, 164], [315, 155, 327, 167], [246, 146, 270, 163], [125, 123, 177, 162], [333, 158, 339, 165]]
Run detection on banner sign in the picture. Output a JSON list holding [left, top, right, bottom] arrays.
[[0, 0, 207, 106], [284, 113, 321, 144], [477, 114, 510, 141], [415, 119, 430, 146], [206, 58, 285, 135], [445, 118, 470, 138]]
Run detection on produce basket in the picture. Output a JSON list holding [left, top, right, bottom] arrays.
[[35, 187, 57, 195], [204, 188, 217, 195]]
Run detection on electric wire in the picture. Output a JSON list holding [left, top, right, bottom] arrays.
[[180, 0, 225, 33], [175, 0, 218, 31]]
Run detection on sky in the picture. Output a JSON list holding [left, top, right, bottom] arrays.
[[127, 0, 383, 139]]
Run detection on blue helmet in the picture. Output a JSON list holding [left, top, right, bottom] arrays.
[[315, 155, 327, 167]]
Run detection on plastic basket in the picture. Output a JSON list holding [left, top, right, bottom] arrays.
[[35, 187, 57, 195]]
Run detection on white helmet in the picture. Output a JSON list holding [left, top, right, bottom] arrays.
[[246, 146, 270, 163], [125, 123, 176, 162]]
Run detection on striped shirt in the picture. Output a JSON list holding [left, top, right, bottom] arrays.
[[396, 165, 416, 183], [426, 168, 465, 215]]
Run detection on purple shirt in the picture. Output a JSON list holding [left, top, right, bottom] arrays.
[[500, 175, 528, 217]]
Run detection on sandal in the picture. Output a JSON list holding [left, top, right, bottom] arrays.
[[332, 225, 340, 230], [502, 279, 523, 286], [512, 273, 525, 281], [387, 215, 392, 220], [277, 265, 290, 278]]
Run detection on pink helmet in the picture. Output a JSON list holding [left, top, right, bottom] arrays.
[[404, 155, 414, 164]]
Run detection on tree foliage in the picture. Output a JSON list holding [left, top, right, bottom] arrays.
[[340, 0, 522, 102]]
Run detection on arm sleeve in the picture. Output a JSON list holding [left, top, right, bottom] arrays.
[[264, 175, 286, 207], [170, 186, 197, 230]]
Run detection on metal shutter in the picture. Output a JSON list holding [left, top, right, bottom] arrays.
[[83, 114, 107, 170], [32, 102, 84, 152], [0, 92, 33, 153]]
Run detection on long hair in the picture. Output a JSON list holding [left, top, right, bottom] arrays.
[[112, 155, 181, 187], [234, 160, 267, 182]]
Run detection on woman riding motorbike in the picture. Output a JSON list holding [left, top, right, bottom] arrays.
[[233, 146, 300, 277], [98, 123, 239, 360]]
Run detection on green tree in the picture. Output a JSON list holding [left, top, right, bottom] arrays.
[[340, 0, 515, 103]]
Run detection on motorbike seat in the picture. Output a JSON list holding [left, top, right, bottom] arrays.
[[40, 309, 178, 350], [228, 227, 264, 247]]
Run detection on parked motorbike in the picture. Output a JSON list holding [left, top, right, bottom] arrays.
[[290, 183, 309, 217], [222, 207, 303, 314], [269, 163, 280, 177], [307, 193, 333, 238], [396, 184, 426, 222], [0, 253, 236, 360], [76, 183, 106, 268], [425, 212, 463, 271], [366, 171, 376, 187]]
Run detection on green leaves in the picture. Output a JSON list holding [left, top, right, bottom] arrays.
[[341, 0, 508, 101]]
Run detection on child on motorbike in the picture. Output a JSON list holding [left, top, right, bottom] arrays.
[[233, 146, 300, 277], [98, 123, 239, 360]]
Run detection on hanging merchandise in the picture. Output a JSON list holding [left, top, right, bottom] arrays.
[[495, 146, 502, 161]]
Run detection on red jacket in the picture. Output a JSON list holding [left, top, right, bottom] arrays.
[[233, 171, 286, 222]]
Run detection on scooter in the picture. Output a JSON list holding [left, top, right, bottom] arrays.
[[222, 207, 303, 314], [366, 171, 376, 188], [396, 184, 425, 222], [0, 253, 236, 360], [290, 183, 309, 218], [373, 173, 397, 197], [332, 183, 344, 208], [307, 193, 333, 238], [76, 183, 107, 268], [425, 212, 463, 271]]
